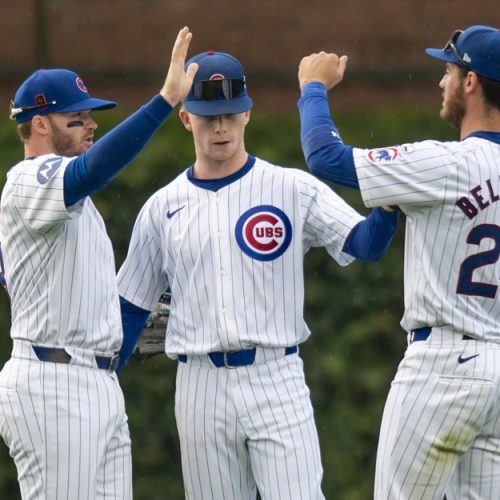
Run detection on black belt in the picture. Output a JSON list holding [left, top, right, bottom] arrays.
[[178, 345, 298, 368], [410, 327, 473, 343], [32, 346, 119, 372]]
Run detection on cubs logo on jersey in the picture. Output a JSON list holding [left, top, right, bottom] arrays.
[[235, 205, 292, 261]]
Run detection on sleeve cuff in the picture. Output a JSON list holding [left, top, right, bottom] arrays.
[[301, 81, 328, 98]]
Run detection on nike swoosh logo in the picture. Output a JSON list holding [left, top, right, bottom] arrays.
[[166, 206, 185, 219], [458, 354, 479, 364]]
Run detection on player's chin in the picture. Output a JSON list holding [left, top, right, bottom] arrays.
[[80, 139, 94, 152], [440, 107, 461, 129]]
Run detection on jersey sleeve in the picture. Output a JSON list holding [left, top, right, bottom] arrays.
[[299, 172, 364, 266], [7, 155, 74, 233], [117, 196, 169, 311], [352, 140, 456, 208]]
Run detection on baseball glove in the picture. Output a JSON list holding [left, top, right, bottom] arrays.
[[135, 289, 171, 355]]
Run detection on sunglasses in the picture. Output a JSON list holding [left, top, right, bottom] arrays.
[[9, 99, 57, 120], [443, 30, 469, 68], [192, 78, 246, 101]]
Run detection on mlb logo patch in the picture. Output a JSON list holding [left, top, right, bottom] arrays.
[[367, 147, 399, 163], [37, 157, 63, 184]]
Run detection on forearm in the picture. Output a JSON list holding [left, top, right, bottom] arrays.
[[342, 207, 399, 261], [298, 82, 358, 188], [117, 296, 151, 373], [64, 95, 173, 206]]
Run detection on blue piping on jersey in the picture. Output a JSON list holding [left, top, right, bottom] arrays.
[[187, 155, 256, 191], [466, 131, 500, 144]]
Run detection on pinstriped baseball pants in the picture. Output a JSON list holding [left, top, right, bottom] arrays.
[[0, 342, 132, 500], [175, 349, 325, 500], [375, 328, 500, 499]]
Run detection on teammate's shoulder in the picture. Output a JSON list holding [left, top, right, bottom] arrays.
[[255, 157, 326, 190], [353, 139, 461, 163], [11, 153, 69, 170], [254, 156, 310, 176], [6, 154, 70, 184]]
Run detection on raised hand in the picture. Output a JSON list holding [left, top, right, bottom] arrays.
[[161, 26, 199, 107], [298, 52, 348, 91]]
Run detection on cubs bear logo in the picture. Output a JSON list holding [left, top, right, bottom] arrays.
[[235, 205, 292, 261], [367, 147, 399, 163]]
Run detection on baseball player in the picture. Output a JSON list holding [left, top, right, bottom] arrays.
[[0, 27, 197, 499], [116, 50, 399, 500], [297, 24, 500, 500]]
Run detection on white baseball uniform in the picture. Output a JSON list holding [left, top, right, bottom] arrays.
[[118, 156, 364, 500], [352, 137, 500, 499], [0, 154, 132, 499]]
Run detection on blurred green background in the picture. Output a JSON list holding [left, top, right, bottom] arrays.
[[0, 105, 457, 498]]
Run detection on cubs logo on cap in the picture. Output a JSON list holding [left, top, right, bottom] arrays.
[[235, 205, 292, 261], [184, 51, 253, 117], [10, 68, 116, 123]]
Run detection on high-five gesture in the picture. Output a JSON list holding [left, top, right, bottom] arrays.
[[161, 26, 199, 107]]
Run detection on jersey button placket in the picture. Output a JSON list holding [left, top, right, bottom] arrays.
[[211, 191, 233, 345], [219, 191, 239, 345]]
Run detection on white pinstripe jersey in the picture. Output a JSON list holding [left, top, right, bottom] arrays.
[[0, 154, 122, 352], [352, 136, 500, 340], [118, 156, 363, 356]]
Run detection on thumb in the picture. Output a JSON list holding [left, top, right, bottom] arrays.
[[185, 62, 199, 84], [338, 55, 349, 76]]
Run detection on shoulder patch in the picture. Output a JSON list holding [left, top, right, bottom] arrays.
[[367, 147, 399, 164], [37, 157, 63, 185]]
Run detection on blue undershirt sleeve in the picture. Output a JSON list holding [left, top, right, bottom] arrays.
[[64, 95, 173, 206], [298, 82, 359, 188], [342, 207, 399, 261], [117, 296, 151, 373]]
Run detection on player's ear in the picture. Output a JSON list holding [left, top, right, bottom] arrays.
[[464, 71, 480, 94], [31, 115, 50, 136], [179, 107, 193, 132], [243, 110, 251, 126]]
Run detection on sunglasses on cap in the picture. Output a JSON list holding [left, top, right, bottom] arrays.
[[9, 99, 57, 120], [443, 30, 469, 68], [192, 78, 246, 101]]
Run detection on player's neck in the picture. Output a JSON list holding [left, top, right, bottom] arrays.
[[192, 151, 249, 180], [459, 97, 500, 140], [24, 141, 55, 159], [460, 112, 500, 140]]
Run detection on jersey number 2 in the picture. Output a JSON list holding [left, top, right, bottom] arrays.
[[456, 224, 500, 298]]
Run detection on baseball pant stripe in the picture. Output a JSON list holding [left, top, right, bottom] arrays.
[[0, 351, 132, 499]]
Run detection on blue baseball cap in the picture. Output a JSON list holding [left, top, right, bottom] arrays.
[[183, 51, 253, 116], [10, 68, 116, 123], [425, 25, 500, 82]]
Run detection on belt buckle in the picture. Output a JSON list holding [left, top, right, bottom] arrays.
[[108, 353, 120, 372], [223, 351, 237, 369]]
